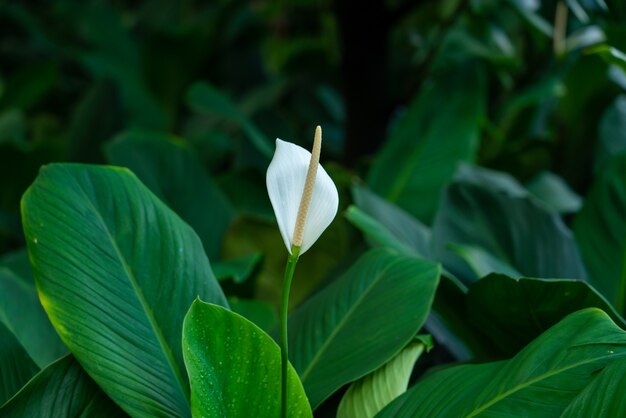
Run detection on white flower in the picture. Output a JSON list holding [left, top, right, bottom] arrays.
[[266, 128, 339, 255]]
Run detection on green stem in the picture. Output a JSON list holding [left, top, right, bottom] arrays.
[[280, 246, 300, 418]]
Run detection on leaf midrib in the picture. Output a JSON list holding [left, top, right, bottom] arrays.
[[78, 175, 189, 404], [464, 352, 626, 417], [299, 258, 402, 382]]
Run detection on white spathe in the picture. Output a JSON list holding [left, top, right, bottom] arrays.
[[266, 138, 339, 255]]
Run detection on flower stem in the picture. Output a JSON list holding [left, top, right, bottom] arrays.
[[280, 246, 300, 418]]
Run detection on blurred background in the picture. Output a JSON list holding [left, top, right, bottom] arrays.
[[0, 0, 625, 306]]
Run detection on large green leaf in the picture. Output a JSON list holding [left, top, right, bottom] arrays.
[[182, 300, 312, 417], [433, 180, 587, 281], [22, 164, 228, 417], [0, 322, 38, 406], [561, 357, 626, 417], [377, 308, 626, 417], [0, 268, 67, 367], [0, 355, 126, 417], [350, 185, 431, 257], [367, 64, 485, 223], [104, 131, 233, 260], [466, 274, 626, 356], [288, 248, 440, 408], [574, 152, 626, 312], [337, 336, 432, 418]]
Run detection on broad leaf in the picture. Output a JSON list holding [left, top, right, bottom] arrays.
[[0, 268, 67, 367], [0, 356, 126, 417], [0, 322, 38, 406], [337, 336, 432, 418], [182, 300, 312, 417], [574, 153, 626, 312], [350, 185, 431, 257], [368, 64, 486, 223], [22, 164, 228, 417], [466, 274, 626, 356], [433, 180, 587, 281], [213, 253, 263, 284], [561, 357, 626, 417], [288, 248, 440, 408], [105, 131, 233, 259], [377, 308, 626, 417], [525, 171, 582, 214]]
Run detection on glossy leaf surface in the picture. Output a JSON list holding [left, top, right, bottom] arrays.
[[288, 248, 440, 408], [105, 131, 233, 259], [377, 308, 626, 417], [182, 300, 312, 418], [22, 164, 228, 417]]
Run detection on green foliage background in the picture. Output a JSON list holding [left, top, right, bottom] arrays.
[[1, 0, 626, 416]]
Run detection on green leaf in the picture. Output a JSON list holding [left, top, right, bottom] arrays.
[[104, 131, 234, 260], [466, 274, 626, 356], [0, 268, 67, 367], [596, 95, 626, 172], [350, 185, 431, 257], [66, 80, 123, 163], [337, 337, 431, 418], [0, 355, 126, 417], [433, 179, 587, 282], [377, 308, 626, 417], [288, 248, 440, 408], [447, 243, 522, 281], [182, 300, 312, 417], [368, 64, 486, 223], [187, 82, 273, 158], [525, 171, 582, 214], [22, 164, 228, 417], [213, 253, 263, 284], [0, 322, 38, 406], [561, 357, 626, 417], [344, 206, 417, 256], [574, 153, 626, 312]]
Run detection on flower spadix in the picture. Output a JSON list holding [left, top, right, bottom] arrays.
[[266, 126, 339, 255]]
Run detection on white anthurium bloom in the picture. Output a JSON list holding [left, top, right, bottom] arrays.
[[266, 130, 339, 255]]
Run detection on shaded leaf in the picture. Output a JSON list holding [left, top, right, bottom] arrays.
[[433, 179, 587, 282], [525, 171, 582, 214], [466, 274, 626, 356], [368, 64, 486, 223], [0, 268, 67, 367], [0, 322, 38, 406], [187, 82, 273, 158], [574, 153, 626, 312], [0, 356, 126, 417]]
